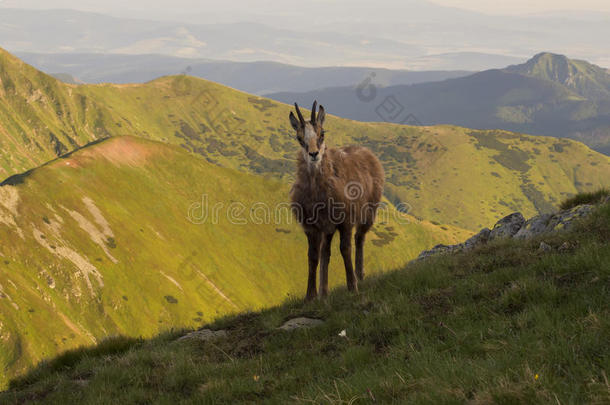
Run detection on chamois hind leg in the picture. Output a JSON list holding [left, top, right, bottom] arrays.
[[319, 232, 334, 298], [305, 231, 322, 301], [355, 222, 373, 281], [339, 225, 358, 293]]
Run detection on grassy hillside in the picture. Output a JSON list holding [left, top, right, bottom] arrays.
[[0, 136, 466, 389], [2, 199, 608, 404], [2, 48, 609, 231]]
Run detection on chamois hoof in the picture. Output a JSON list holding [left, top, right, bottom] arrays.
[[304, 293, 318, 302]]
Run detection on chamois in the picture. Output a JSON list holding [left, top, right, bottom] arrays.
[[289, 101, 384, 301]]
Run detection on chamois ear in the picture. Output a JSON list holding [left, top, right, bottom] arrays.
[[289, 111, 300, 131], [316, 105, 326, 127]]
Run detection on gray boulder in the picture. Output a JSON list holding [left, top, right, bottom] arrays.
[[538, 241, 552, 252], [547, 204, 593, 232], [416, 243, 461, 261], [489, 213, 526, 240], [177, 329, 227, 342], [513, 213, 552, 239], [462, 228, 491, 251], [279, 317, 324, 331]]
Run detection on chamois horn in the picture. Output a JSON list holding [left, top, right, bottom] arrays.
[[311, 100, 317, 124], [294, 103, 306, 127]]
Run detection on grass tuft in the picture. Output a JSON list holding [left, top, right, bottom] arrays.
[[560, 188, 610, 210]]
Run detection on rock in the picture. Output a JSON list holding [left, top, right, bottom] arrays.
[[538, 242, 552, 252], [177, 329, 227, 342], [72, 379, 89, 387], [558, 241, 572, 252], [547, 204, 593, 232], [416, 243, 462, 261], [279, 317, 324, 331], [462, 228, 490, 251], [489, 213, 525, 241], [513, 213, 553, 239]]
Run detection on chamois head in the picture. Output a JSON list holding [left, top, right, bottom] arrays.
[[289, 101, 326, 165]]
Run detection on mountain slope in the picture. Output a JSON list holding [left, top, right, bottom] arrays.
[[2, 48, 609, 231], [0, 136, 465, 389], [268, 53, 610, 155], [506, 52, 610, 101], [2, 199, 608, 403]]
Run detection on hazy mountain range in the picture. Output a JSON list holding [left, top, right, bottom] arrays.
[[16, 52, 472, 95], [269, 53, 610, 155], [1, 5, 608, 70]]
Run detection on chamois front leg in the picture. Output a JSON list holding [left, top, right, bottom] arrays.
[[319, 232, 334, 298], [355, 223, 372, 281], [305, 231, 322, 301], [339, 225, 358, 293]]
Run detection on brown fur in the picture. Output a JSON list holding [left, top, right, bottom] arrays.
[[289, 102, 384, 300]]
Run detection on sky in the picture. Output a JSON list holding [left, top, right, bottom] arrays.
[[2, 0, 610, 16], [429, 0, 610, 14]]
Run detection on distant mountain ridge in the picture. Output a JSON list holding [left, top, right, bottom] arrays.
[[268, 53, 610, 155], [16, 52, 472, 94], [2, 6, 609, 70]]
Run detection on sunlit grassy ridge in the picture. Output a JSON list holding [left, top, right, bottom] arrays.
[[2, 199, 608, 404], [2, 47, 610, 231], [0, 136, 466, 389]]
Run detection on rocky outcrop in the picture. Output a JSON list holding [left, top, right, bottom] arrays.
[[463, 228, 491, 251], [514, 213, 553, 239], [416, 201, 602, 262], [489, 213, 525, 240]]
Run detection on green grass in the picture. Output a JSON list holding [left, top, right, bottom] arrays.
[[560, 188, 610, 210], [0, 136, 465, 389], [2, 47, 610, 231], [2, 202, 608, 404]]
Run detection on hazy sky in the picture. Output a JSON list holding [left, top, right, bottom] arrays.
[[430, 0, 610, 14], [1, 0, 609, 68], [2, 0, 610, 16]]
